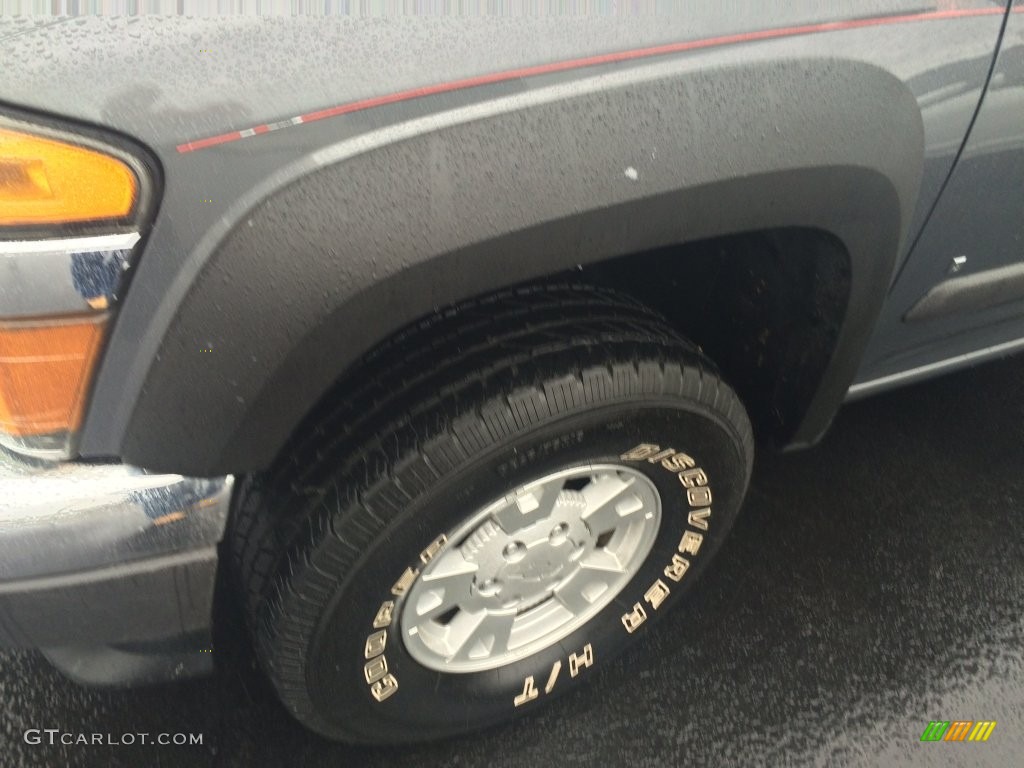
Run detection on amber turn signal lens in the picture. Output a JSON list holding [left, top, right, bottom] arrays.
[[0, 315, 106, 436], [0, 127, 137, 226]]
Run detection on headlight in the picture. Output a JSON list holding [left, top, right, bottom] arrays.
[[0, 119, 151, 459], [0, 127, 137, 226]]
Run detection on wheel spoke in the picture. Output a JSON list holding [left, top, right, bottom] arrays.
[[581, 474, 644, 535], [493, 477, 565, 533], [447, 610, 516, 662], [578, 548, 627, 574], [553, 568, 612, 615], [414, 550, 478, 620]]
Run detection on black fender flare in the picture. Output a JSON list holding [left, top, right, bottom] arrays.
[[120, 55, 924, 474]]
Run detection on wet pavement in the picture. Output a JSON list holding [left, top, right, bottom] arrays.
[[1, 354, 1022, 767]]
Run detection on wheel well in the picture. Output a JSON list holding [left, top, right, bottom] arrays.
[[110, 53, 917, 475], [281, 226, 850, 455], [557, 227, 851, 446]]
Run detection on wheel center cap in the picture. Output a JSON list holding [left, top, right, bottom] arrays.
[[499, 540, 574, 585]]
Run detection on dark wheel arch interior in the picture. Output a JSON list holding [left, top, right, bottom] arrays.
[[576, 227, 852, 449]]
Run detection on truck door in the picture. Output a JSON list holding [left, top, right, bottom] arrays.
[[852, 1, 1024, 395]]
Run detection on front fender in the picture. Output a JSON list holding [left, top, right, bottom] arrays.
[[117, 55, 923, 474]]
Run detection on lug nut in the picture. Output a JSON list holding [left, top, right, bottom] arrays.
[[478, 578, 501, 596], [502, 541, 526, 562], [549, 522, 569, 546]]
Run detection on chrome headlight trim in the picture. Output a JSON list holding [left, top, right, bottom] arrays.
[[0, 232, 141, 317]]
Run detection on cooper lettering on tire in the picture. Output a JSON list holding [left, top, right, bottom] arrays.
[[230, 285, 754, 743]]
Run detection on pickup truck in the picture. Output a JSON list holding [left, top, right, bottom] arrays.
[[0, 2, 1021, 743]]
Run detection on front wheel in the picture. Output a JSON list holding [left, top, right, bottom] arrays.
[[231, 285, 754, 743]]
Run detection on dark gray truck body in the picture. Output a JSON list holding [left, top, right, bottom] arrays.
[[2, 2, 1021, 475], [0, 2, 1021, 679]]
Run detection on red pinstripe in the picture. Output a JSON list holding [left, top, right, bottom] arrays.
[[176, 7, 1006, 154]]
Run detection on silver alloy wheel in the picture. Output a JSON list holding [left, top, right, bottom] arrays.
[[400, 464, 662, 673]]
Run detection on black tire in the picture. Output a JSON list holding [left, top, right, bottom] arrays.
[[230, 284, 754, 743]]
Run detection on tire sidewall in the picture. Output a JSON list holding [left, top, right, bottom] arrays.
[[306, 400, 749, 740]]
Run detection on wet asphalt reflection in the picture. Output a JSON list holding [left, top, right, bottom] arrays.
[[1, 354, 1022, 767]]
